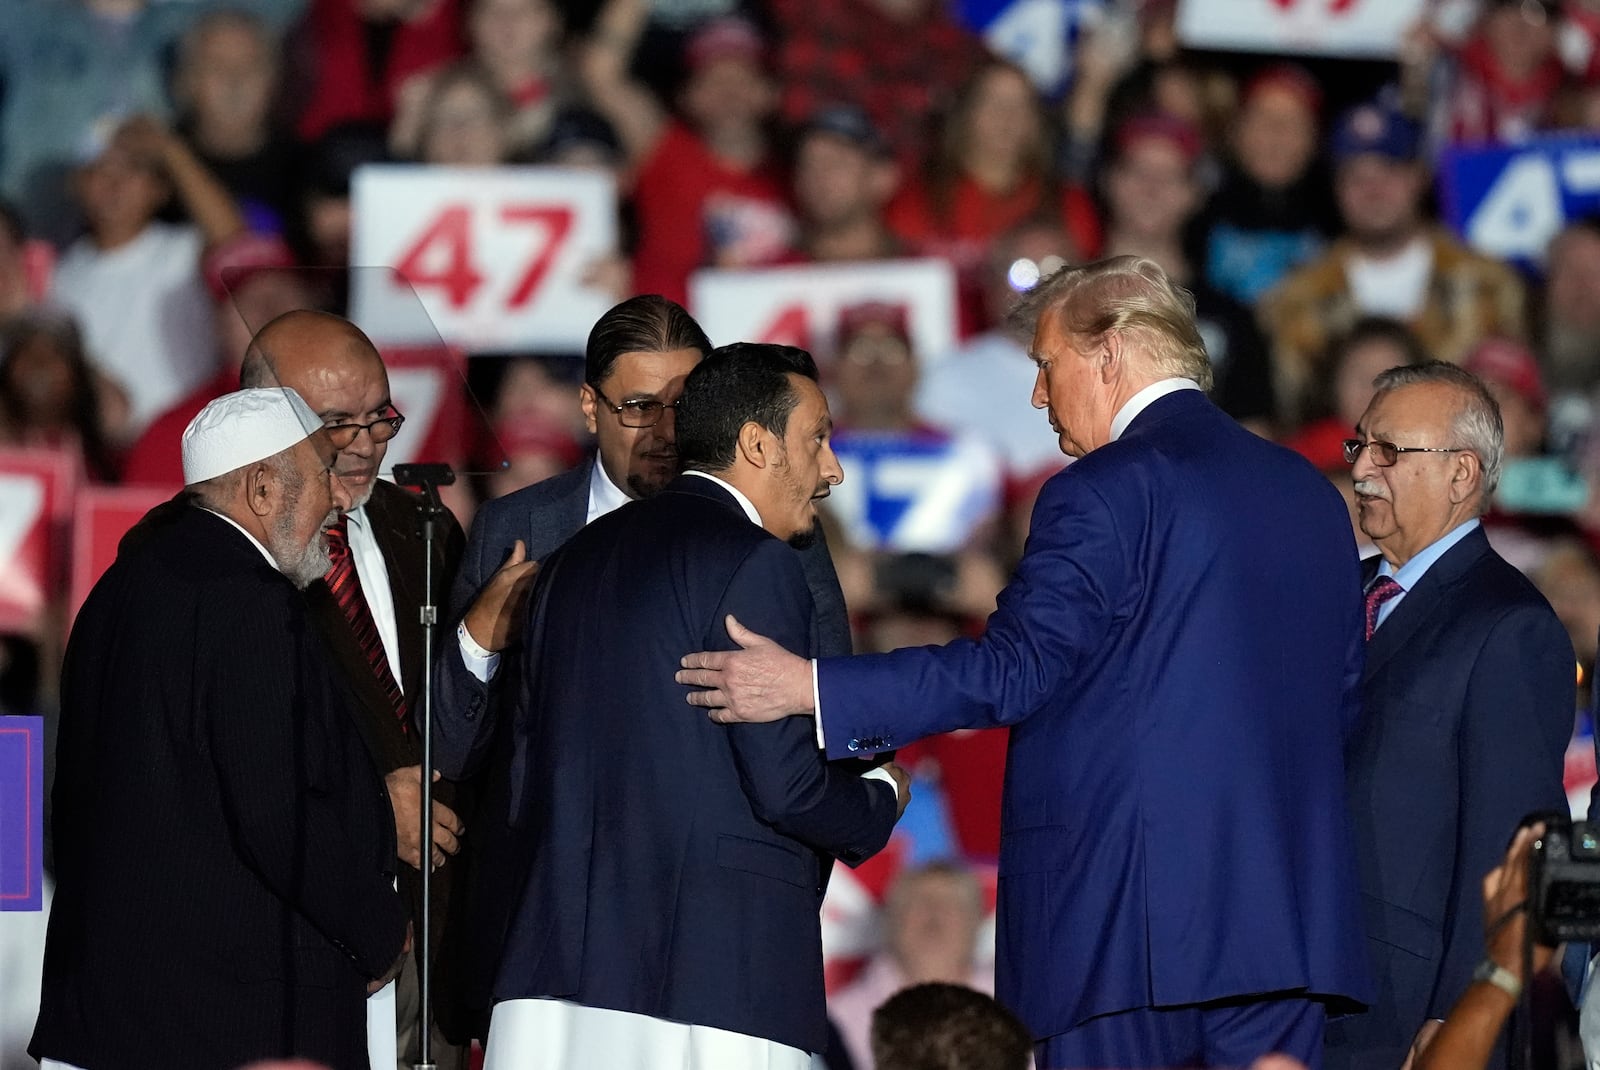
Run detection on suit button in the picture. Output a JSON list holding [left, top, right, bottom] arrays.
[[848, 740, 861, 752]]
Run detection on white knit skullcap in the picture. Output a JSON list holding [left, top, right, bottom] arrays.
[[181, 387, 321, 485]]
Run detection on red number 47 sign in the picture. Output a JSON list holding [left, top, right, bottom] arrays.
[[351, 166, 619, 353]]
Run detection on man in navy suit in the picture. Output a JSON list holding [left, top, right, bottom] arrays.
[[479, 343, 906, 1068], [1326, 362, 1572, 1070], [679, 256, 1373, 1068], [430, 295, 856, 1038]]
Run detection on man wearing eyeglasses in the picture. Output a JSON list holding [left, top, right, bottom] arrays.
[[1327, 361, 1572, 1070], [240, 309, 472, 1070]]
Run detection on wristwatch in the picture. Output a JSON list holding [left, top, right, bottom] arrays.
[[1472, 959, 1523, 1000]]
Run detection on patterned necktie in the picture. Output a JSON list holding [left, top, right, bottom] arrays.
[[1364, 575, 1405, 641], [324, 516, 408, 731]]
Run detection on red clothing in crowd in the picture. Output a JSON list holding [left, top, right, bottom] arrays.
[[121, 370, 238, 488], [629, 122, 792, 306], [1444, 32, 1564, 145], [896, 728, 1008, 861], [887, 176, 1102, 334], [766, 0, 987, 171], [294, 0, 466, 142]]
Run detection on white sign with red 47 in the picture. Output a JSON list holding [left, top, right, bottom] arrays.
[[350, 165, 619, 353], [689, 259, 960, 368]]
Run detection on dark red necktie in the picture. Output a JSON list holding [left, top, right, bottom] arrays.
[[324, 517, 409, 731], [1364, 575, 1404, 641]]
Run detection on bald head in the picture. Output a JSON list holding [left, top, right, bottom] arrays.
[[241, 310, 396, 510]]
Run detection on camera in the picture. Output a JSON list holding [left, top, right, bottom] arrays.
[[1529, 813, 1600, 943]]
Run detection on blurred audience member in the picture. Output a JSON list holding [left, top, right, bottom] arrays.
[[1533, 538, 1600, 688], [294, 121, 391, 273], [532, 107, 625, 171], [0, 203, 40, 320], [790, 107, 904, 264], [1284, 317, 1430, 473], [826, 302, 1003, 558], [484, 416, 583, 498], [175, 10, 302, 236], [50, 118, 246, 442], [766, 0, 986, 172], [123, 235, 312, 487], [292, 0, 466, 141], [1198, 65, 1338, 306], [0, 0, 285, 245], [1262, 99, 1525, 427], [1411, 0, 1564, 146], [0, 312, 119, 483], [869, 982, 1029, 1070], [887, 59, 1099, 335], [915, 217, 1075, 482], [394, 0, 569, 159], [406, 61, 512, 165], [1463, 337, 1548, 459], [832, 864, 994, 1070], [583, 3, 791, 303], [1538, 216, 1600, 399], [1101, 113, 1275, 430]]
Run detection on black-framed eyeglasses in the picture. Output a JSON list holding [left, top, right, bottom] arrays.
[[592, 385, 679, 428], [325, 409, 405, 449], [1343, 438, 1467, 467]]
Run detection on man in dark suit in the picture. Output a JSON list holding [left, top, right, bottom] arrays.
[[32, 388, 408, 1070], [430, 295, 856, 1036], [1326, 362, 1572, 1070], [480, 342, 906, 1068], [679, 256, 1373, 1068], [240, 310, 471, 1068]]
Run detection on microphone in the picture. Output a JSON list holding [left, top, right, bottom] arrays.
[[391, 463, 456, 488]]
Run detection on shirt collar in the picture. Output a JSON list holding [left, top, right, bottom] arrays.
[[1376, 518, 1481, 589], [1110, 378, 1203, 441], [199, 506, 280, 572], [683, 470, 763, 527], [587, 457, 632, 522]]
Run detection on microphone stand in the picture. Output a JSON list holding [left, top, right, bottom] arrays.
[[393, 462, 455, 1070]]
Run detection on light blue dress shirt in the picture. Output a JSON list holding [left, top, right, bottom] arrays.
[[1370, 518, 1481, 633]]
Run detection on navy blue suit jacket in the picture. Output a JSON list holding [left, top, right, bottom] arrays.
[[1326, 527, 1572, 1069], [815, 389, 1374, 1040], [430, 458, 856, 1038], [491, 475, 897, 1052]]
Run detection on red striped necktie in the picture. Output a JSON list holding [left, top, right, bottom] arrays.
[[324, 516, 408, 732], [1364, 575, 1404, 641]]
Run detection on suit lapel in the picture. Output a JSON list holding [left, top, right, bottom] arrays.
[[367, 482, 428, 701], [1362, 527, 1492, 682]]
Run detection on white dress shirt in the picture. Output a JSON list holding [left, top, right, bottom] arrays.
[[345, 502, 403, 688]]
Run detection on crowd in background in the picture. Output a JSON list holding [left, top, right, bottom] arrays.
[[8, 0, 1600, 1064]]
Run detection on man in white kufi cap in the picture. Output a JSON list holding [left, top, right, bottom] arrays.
[[32, 388, 410, 1070]]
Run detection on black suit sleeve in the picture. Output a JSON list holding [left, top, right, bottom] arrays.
[[715, 539, 898, 864], [1427, 604, 1574, 1018], [207, 590, 409, 979]]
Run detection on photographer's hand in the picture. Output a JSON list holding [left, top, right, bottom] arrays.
[[1414, 821, 1551, 1070]]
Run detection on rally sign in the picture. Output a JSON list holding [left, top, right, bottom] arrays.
[[0, 716, 43, 911], [0, 449, 75, 634], [1438, 133, 1600, 269], [350, 165, 619, 353], [689, 259, 959, 367], [378, 345, 479, 470], [67, 485, 174, 628], [1175, 0, 1426, 58]]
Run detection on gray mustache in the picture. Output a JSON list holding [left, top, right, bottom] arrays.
[[1353, 480, 1389, 500]]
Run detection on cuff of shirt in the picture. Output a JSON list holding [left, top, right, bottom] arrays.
[[862, 766, 896, 796], [458, 622, 500, 683], [812, 658, 825, 750]]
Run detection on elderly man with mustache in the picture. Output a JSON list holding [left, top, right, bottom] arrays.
[[1329, 361, 1572, 1070]]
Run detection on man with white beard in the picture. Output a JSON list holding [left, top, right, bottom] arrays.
[[31, 388, 410, 1070]]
